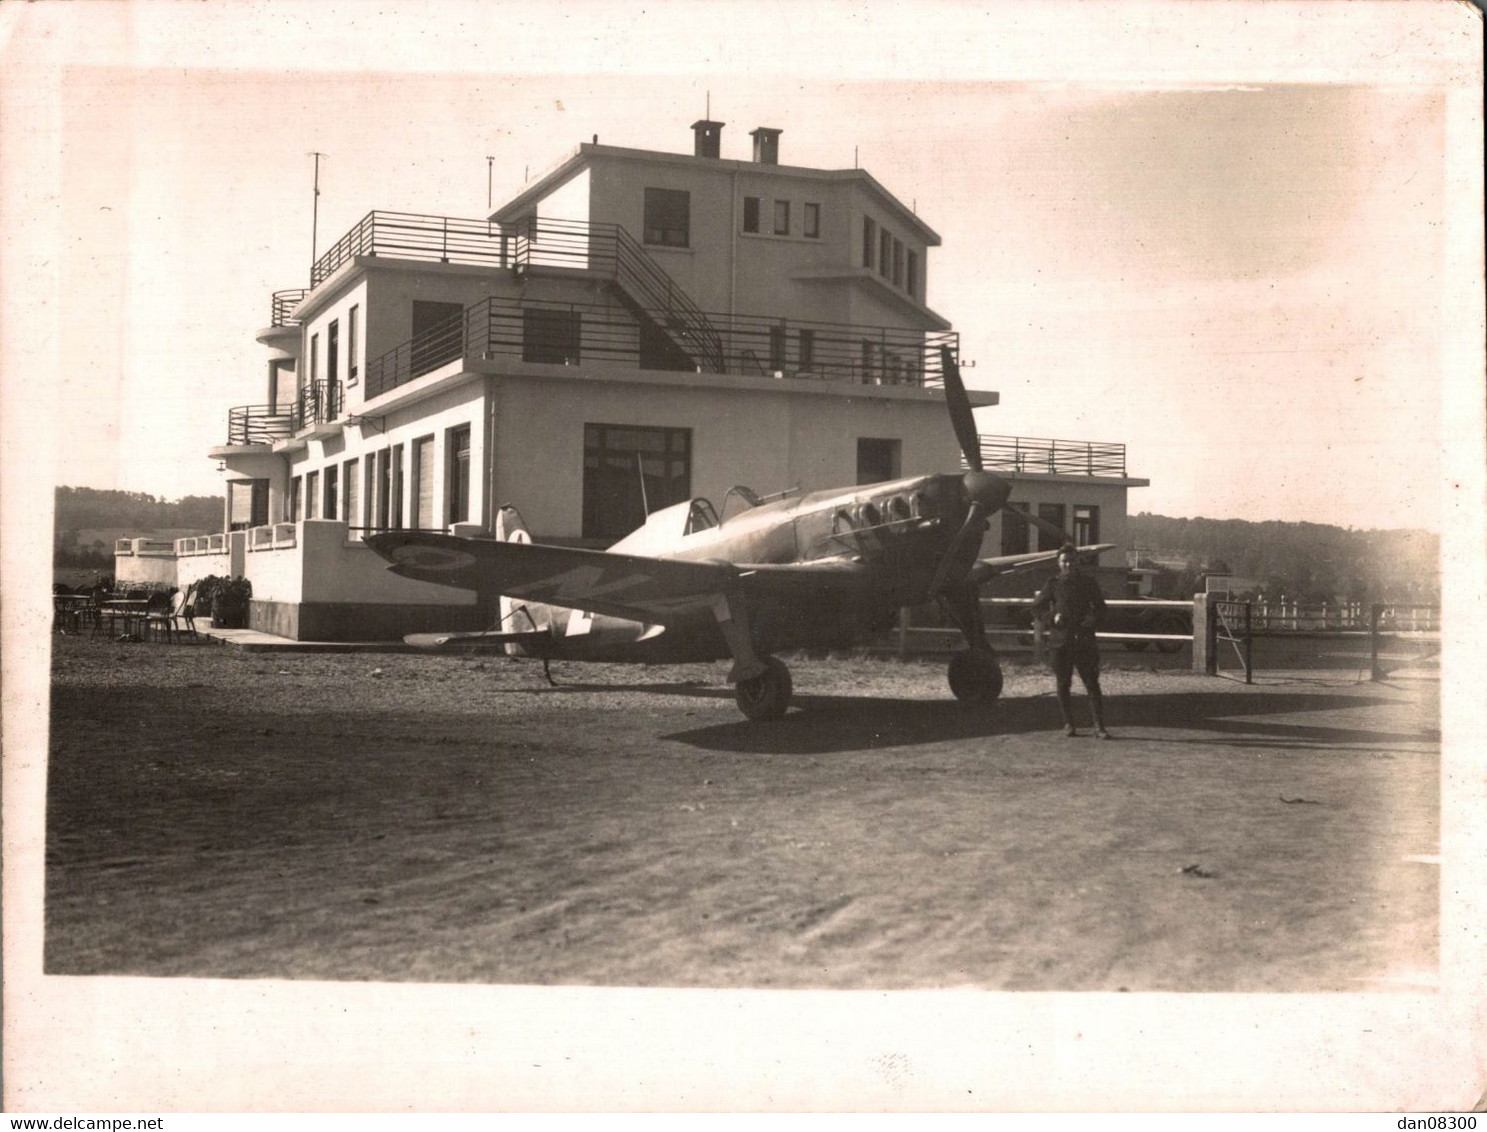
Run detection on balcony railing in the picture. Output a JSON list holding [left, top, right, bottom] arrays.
[[227, 404, 295, 445], [293, 379, 344, 431], [272, 289, 309, 326], [972, 435, 1128, 477], [224, 382, 343, 446], [311, 211, 514, 286], [364, 292, 958, 400]]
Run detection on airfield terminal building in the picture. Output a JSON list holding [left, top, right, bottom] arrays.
[[117, 121, 1148, 638]]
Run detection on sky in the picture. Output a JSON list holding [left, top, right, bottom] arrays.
[[3, 0, 1481, 539]]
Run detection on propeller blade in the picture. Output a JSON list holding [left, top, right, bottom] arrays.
[[939, 345, 982, 473], [928, 501, 985, 596], [1003, 501, 1067, 546]]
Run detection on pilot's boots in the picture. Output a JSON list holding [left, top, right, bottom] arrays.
[[1088, 687, 1112, 740], [1056, 689, 1079, 737]]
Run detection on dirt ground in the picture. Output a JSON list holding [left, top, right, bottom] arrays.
[[44, 631, 1439, 992]]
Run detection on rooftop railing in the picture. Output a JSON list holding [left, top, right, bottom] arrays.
[[271, 289, 309, 326], [972, 434, 1128, 478], [363, 292, 958, 400]]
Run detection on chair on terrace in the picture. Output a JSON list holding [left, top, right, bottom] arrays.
[[146, 587, 196, 643]]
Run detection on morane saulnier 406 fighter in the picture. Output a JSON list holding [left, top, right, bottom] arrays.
[[367, 349, 1110, 719]]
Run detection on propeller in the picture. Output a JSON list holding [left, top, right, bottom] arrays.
[[928, 346, 1014, 596]]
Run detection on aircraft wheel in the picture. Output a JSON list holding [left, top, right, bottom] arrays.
[[948, 650, 1003, 704], [1153, 615, 1189, 654], [735, 656, 792, 720]]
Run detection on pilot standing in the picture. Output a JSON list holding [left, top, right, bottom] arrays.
[[1033, 544, 1112, 739]]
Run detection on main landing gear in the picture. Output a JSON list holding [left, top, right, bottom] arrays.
[[947, 649, 1003, 704], [735, 655, 793, 721]]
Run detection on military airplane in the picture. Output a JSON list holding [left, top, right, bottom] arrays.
[[367, 348, 1111, 719]]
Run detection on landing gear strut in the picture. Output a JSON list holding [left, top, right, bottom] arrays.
[[735, 655, 793, 720]]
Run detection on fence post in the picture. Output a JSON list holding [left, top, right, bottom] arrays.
[[1243, 602, 1253, 684], [1192, 592, 1217, 675], [1370, 603, 1382, 681], [898, 606, 909, 660]]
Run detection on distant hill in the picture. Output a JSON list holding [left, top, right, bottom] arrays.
[[55, 487, 219, 567], [1127, 513, 1438, 604]]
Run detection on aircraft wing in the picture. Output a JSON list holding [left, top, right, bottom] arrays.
[[968, 543, 1116, 585], [369, 531, 749, 623], [368, 532, 877, 624]]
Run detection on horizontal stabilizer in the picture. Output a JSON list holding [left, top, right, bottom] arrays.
[[968, 543, 1116, 585]]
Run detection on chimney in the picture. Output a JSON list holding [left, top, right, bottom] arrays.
[[750, 127, 782, 165], [691, 119, 724, 159]]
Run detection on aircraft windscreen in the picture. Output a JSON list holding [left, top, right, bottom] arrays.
[[684, 498, 720, 535], [719, 486, 763, 523]]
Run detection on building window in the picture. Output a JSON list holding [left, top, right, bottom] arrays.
[[348, 305, 360, 382], [804, 202, 820, 239], [906, 251, 919, 300], [305, 470, 319, 519], [773, 199, 790, 236], [863, 217, 876, 268], [447, 425, 471, 525], [523, 307, 582, 365], [892, 239, 904, 287], [324, 465, 339, 520], [583, 424, 691, 541], [310, 333, 319, 387], [411, 300, 464, 376], [798, 328, 816, 371], [742, 196, 760, 233], [860, 340, 875, 384], [344, 458, 360, 535], [1073, 505, 1100, 546], [1037, 503, 1067, 552], [768, 324, 786, 372], [327, 319, 340, 394], [856, 438, 901, 485], [287, 476, 301, 522], [390, 444, 405, 529], [1000, 503, 1030, 556], [228, 479, 269, 532], [879, 230, 892, 278], [643, 187, 690, 247], [375, 450, 391, 530], [412, 435, 435, 529], [365, 455, 379, 531]]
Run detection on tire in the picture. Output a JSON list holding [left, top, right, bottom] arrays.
[[735, 656, 792, 720], [947, 650, 1004, 704], [1154, 616, 1189, 654]]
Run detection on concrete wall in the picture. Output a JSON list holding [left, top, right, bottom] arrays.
[[491, 372, 963, 539], [989, 476, 1144, 569], [584, 151, 932, 326]]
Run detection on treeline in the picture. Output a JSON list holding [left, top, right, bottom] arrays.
[[55, 486, 220, 567], [55, 486, 221, 532], [1127, 513, 1439, 604]]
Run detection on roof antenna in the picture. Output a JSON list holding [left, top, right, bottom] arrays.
[[308, 151, 327, 283]]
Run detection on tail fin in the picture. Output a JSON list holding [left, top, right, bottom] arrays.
[[493, 505, 551, 642]]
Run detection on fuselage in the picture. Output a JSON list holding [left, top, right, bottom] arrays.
[[504, 472, 979, 662]]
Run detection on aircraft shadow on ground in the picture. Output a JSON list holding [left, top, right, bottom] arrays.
[[660, 689, 1435, 756]]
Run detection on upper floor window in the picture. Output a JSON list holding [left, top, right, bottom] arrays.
[[906, 251, 919, 300], [879, 230, 892, 278], [863, 217, 877, 268], [348, 305, 360, 382], [644, 187, 690, 248], [742, 196, 760, 234], [310, 333, 320, 383], [773, 200, 790, 236], [892, 239, 904, 287], [804, 203, 820, 239]]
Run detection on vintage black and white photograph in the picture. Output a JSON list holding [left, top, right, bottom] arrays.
[[3, 0, 1483, 1114]]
